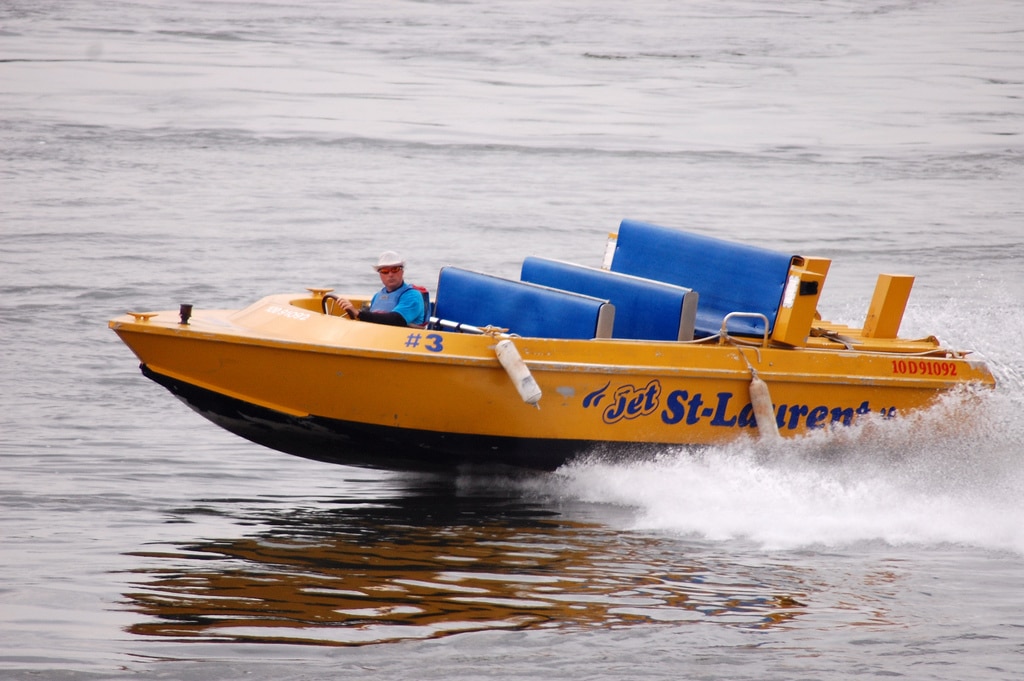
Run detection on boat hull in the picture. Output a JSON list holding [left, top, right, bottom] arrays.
[[109, 293, 995, 471], [141, 363, 610, 471]]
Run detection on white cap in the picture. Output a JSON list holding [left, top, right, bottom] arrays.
[[374, 250, 405, 270]]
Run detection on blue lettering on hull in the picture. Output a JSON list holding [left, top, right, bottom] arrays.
[[582, 380, 890, 432]]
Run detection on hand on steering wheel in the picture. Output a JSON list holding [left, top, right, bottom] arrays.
[[321, 293, 356, 318]]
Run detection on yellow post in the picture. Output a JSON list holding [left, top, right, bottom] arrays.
[[863, 274, 915, 338], [771, 256, 831, 347]]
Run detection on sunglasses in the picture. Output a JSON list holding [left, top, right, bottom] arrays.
[[377, 266, 403, 274]]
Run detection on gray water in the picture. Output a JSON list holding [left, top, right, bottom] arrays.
[[3, 1, 1024, 679]]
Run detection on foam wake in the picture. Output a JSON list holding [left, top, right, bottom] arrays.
[[545, 386, 1024, 555]]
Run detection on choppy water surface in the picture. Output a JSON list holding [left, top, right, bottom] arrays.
[[2, 1, 1023, 679]]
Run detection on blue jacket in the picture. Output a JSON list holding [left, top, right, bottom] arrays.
[[368, 282, 426, 326]]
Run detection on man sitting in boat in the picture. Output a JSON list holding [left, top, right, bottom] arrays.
[[336, 251, 427, 327]]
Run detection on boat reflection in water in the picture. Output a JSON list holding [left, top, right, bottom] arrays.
[[123, 488, 811, 646]]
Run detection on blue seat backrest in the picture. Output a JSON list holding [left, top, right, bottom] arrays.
[[610, 219, 796, 337], [520, 257, 698, 341], [433, 266, 614, 339]]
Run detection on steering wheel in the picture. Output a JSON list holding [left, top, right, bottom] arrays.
[[321, 293, 351, 318]]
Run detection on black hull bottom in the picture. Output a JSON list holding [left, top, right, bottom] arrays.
[[140, 364, 634, 472]]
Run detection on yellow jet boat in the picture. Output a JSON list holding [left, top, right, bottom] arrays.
[[109, 220, 995, 471]]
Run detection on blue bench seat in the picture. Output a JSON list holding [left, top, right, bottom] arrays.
[[433, 266, 615, 339], [520, 257, 698, 341], [609, 219, 798, 338]]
